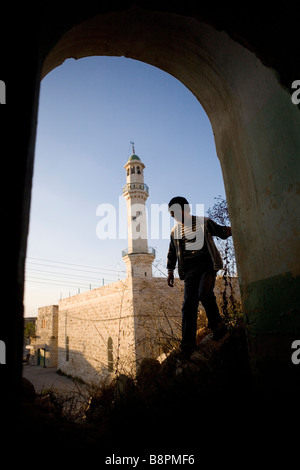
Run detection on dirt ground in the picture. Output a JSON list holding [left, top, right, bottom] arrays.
[[22, 364, 81, 394]]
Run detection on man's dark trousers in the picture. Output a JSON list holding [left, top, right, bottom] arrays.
[[181, 263, 222, 353]]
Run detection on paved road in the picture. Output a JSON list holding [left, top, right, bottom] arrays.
[[22, 365, 82, 394]]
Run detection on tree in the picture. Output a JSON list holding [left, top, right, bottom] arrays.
[[207, 196, 242, 326], [24, 321, 36, 339], [207, 195, 236, 276]]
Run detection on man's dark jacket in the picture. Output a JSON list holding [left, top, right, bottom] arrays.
[[167, 216, 230, 280]]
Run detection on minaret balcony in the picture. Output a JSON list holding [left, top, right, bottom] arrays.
[[123, 183, 149, 194], [122, 247, 156, 258]]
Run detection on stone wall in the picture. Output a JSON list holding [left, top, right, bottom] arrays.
[[131, 277, 183, 361], [31, 275, 240, 385], [58, 279, 135, 384], [29, 305, 58, 367], [57, 277, 183, 384]]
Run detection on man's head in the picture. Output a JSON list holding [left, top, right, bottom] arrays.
[[168, 196, 190, 222]]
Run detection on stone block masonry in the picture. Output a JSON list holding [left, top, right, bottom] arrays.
[[58, 279, 134, 384], [29, 275, 240, 385], [57, 277, 183, 385], [131, 277, 183, 361], [29, 305, 59, 367]]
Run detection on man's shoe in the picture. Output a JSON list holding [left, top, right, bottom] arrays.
[[212, 322, 227, 341], [179, 345, 195, 359]]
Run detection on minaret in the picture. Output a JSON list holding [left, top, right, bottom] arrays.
[[122, 143, 155, 277]]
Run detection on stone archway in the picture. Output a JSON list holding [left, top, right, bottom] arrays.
[[0, 8, 295, 405], [39, 9, 300, 389]]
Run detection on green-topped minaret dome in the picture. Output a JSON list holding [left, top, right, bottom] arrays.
[[128, 154, 141, 162], [128, 142, 141, 162], [123, 141, 154, 279]]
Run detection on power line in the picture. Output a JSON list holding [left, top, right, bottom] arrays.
[[25, 257, 127, 293], [25, 273, 122, 285], [26, 257, 126, 274], [25, 267, 125, 282], [25, 261, 125, 278], [26, 279, 92, 288], [25, 279, 113, 288], [25, 277, 122, 289]]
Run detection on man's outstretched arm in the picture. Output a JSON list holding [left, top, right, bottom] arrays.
[[207, 219, 232, 239]]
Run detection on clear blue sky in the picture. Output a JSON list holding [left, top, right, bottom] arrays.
[[24, 56, 226, 317]]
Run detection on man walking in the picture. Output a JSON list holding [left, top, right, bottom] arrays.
[[167, 196, 232, 357]]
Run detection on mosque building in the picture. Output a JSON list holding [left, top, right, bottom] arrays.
[[28, 148, 183, 383]]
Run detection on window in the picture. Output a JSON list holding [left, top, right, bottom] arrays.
[[66, 336, 69, 361], [137, 166, 141, 174], [107, 337, 113, 372]]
